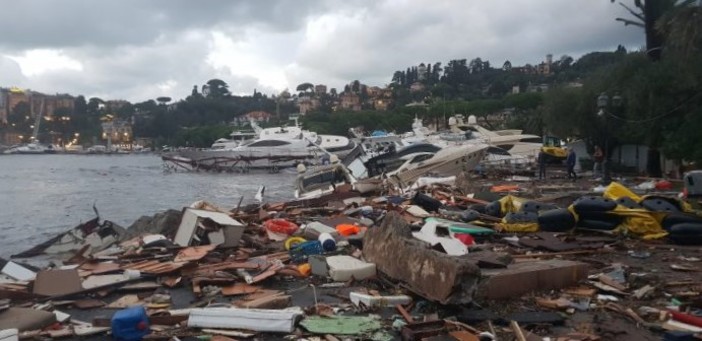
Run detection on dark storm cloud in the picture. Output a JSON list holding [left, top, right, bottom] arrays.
[[0, 1, 645, 101], [0, 0, 333, 50], [289, 0, 644, 88]]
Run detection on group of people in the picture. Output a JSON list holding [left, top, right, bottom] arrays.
[[537, 145, 605, 181]]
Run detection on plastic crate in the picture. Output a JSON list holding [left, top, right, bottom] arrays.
[[289, 241, 323, 263]]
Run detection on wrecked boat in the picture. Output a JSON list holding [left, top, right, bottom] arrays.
[[12, 217, 125, 258]]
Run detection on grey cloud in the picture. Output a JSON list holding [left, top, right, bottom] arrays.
[[24, 32, 274, 101], [1, 0, 646, 102], [0, 57, 27, 87], [289, 0, 644, 89], [0, 0, 334, 50]]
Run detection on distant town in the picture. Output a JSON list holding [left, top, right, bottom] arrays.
[[0, 47, 635, 152]]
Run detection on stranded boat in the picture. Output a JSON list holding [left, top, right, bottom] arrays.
[[162, 119, 359, 172]]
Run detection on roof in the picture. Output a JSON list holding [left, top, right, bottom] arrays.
[[245, 111, 272, 119]]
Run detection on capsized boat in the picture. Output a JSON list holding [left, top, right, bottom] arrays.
[[12, 216, 126, 258], [293, 156, 358, 199]]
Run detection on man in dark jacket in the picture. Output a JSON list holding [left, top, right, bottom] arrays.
[[566, 148, 577, 181], [537, 150, 547, 180]]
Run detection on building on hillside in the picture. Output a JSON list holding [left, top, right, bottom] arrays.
[[373, 98, 392, 111], [7, 89, 29, 117], [418, 63, 428, 80], [484, 108, 514, 128], [101, 118, 133, 146], [536, 54, 553, 75], [38, 94, 75, 118], [409, 82, 425, 93], [526, 83, 549, 93], [314, 84, 327, 95], [0, 89, 8, 124], [366, 86, 393, 99], [244, 111, 272, 122], [297, 94, 319, 115], [366, 86, 382, 97], [339, 92, 361, 111], [512, 85, 521, 94]]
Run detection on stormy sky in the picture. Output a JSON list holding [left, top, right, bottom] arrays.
[[0, 0, 644, 102]]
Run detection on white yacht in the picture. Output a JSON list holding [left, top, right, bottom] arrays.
[[210, 130, 257, 150], [163, 118, 358, 172], [385, 143, 489, 186], [294, 142, 489, 197], [5, 142, 53, 154], [349, 128, 406, 162], [447, 115, 543, 158], [401, 116, 538, 167]]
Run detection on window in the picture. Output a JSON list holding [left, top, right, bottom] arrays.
[[487, 146, 511, 156], [248, 140, 290, 147], [409, 154, 433, 164], [519, 137, 543, 144], [302, 172, 336, 188]]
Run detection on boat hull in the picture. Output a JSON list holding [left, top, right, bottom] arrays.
[[165, 141, 359, 172], [388, 145, 488, 186]]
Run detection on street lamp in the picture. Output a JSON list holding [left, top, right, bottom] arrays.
[[596, 92, 623, 185]]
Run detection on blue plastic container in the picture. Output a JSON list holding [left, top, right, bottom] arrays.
[[111, 306, 150, 341], [289, 240, 323, 263]]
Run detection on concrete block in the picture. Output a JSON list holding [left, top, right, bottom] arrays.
[[363, 212, 481, 305], [479, 259, 589, 299]]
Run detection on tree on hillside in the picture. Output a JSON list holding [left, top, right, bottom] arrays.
[[502, 60, 512, 71], [73, 96, 87, 117], [351, 80, 361, 93], [431, 62, 442, 82], [204, 79, 230, 99], [559, 55, 574, 68], [87, 98, 104, 115], [391, 71, 405, 86], [296, 82, 314, 93], [156, 97, 172, 105]]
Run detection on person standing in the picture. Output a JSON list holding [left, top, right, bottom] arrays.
[[537, 150, 547, 180], [592, 145, 604, 178], [566, 148, 577, 181]]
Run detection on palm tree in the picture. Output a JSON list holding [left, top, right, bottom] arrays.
[[656, 3, 702, 58], [611, 0, 698, 61]]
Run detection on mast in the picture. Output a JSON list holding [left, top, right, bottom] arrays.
[[31, 96, 44, 142]]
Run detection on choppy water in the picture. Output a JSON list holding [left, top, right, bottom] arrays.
[[0, 154, 297, 257]]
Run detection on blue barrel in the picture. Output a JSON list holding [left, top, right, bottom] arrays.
[[111, 306, 150, 341]]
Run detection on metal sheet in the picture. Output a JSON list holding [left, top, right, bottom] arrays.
[[0, 262, 35, 282], [187, 307, 302, 333]]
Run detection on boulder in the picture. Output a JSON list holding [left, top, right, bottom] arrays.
[[124, 209, 182, 240]]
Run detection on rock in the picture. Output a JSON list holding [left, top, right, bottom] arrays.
[[124, 209, 182, 240], [362, 211, 481, 305]]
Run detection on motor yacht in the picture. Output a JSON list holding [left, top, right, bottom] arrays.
[[163, 118, 358, 172], [448, 115, 542, 158], [4, 142, 53, 154], [385, 143, 489, 187]]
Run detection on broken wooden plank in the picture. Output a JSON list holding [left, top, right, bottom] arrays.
[[510, 321, 527, 341], [396, 304, 414, 323]]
